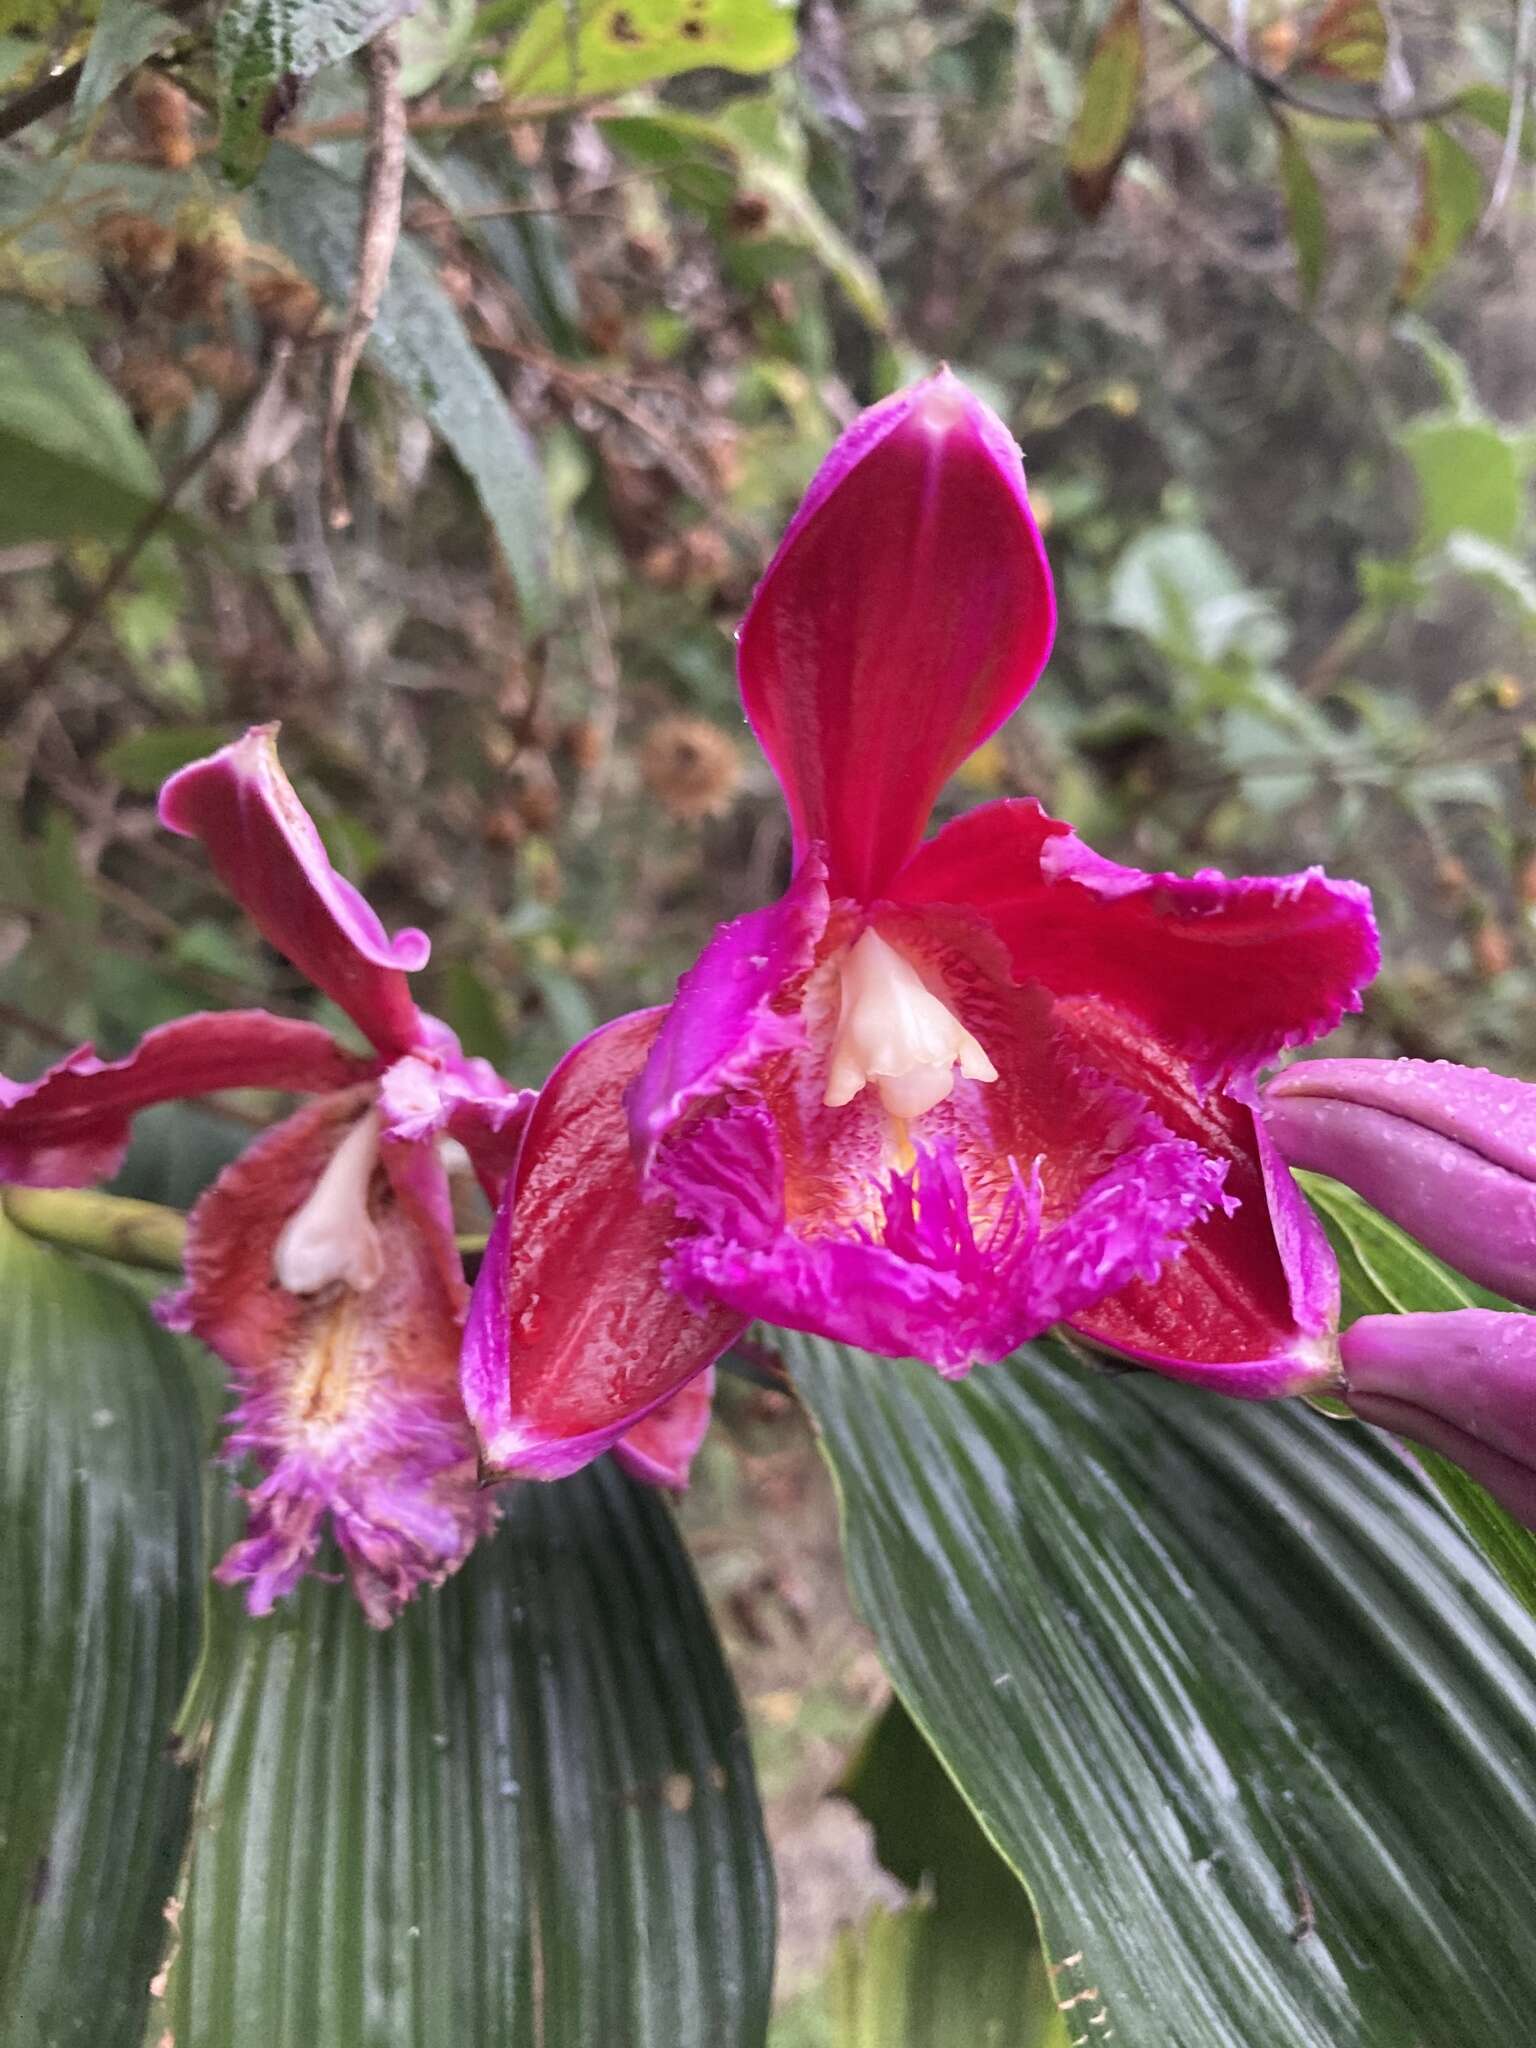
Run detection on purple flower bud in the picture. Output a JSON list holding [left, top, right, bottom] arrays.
[[1264, 1058, 1536, 1307], [1343, 1310, 1536, 1530]]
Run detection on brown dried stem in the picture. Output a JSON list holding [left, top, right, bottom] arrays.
[[321, 23, 407, 530]]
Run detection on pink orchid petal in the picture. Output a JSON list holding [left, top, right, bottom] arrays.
[[159, 725, 429, 1058], [612, 1369, 717, 1490], [626, 852, 830, 1174], [375, 1044, 534, 1204], [739, 371, 1055, 901], [461, 1010, 744, 1482], [0, 1011, 371, 1188], [166, 1088, 496, 1625], [658, 1101, 1226, 1373], [892, 799, 1379, 1088], [1061, 1002, 1341, 1397]]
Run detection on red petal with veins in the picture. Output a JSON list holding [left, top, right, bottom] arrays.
[[159, 726, 428, 1058], [1058, 999, 1340, 1396], [0, 1011, 370, 1188], [892, 798, 1378, 1087], [738, 372, 1055, 902], [461, 1010, 744, 1481]]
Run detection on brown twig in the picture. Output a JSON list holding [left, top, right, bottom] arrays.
[[322, 24, 407, 530], [1158, 0, 1465, 125], [96, 90, 610, 164]]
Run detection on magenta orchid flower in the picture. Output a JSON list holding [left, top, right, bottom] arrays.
[[0, 726, 536, 1625], [464, 371, 1380, 1482]]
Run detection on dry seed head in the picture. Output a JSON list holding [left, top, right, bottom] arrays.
[[131, 71, 196, 171], [184, 342, 257, 400], [116, 350, 196, 425], [246, 270, 324, 340], [92, 209, 177, 282], [639, 717, 741, 822]]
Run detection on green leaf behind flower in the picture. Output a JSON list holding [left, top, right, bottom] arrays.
[[790, 1325, 1536, 2048]]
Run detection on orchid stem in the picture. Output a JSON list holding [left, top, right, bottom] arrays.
[[2, 1186, 188, 1274]]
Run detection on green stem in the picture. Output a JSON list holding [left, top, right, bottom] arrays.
[[2, 1186, 188, 1274]]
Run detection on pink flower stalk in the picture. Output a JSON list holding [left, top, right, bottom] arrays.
[[1265, 1057, 1536, 1307], [0, 729, 549, 1623], [1343, 1311, 1536, 1531], [464, 371, 1380, 1482]]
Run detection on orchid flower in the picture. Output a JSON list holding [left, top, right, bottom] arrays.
[[464, 371, 1380, 1482], [0, 727, 536, 1624]]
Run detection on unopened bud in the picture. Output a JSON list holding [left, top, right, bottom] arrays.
[[1343, 1310, 1536, 1531], [1265, 1058, 1536, 1307]]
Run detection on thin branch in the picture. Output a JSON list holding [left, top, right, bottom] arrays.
[[322, 24, 407, 530], [3, 1185, 189, 1273], [1483, 0, 1536, 228], [1158, 0, 1465, 125]]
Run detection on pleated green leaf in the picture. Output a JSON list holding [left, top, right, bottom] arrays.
[[0, 1211, 203, 2048], [789, 1326, 1536, 2048], [155, 1459, 774, 2048]]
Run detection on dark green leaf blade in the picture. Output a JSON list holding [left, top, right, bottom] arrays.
[[1065, 0, 1143, 219], [256, 144, 554, 631], [0, 1211, 204, 2048], [1398, 123, 1482, 305], [790, 1326, 1536, 2048], [157, 1458, 774, 2047], [0, 305, 170, 547], [1274, 113, 1327, 307]]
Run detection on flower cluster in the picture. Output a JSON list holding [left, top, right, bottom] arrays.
[[7, 370, 1534, 1623]]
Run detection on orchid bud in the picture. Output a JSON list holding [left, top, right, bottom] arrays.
[[1264, 1058, 1536, 1308], [1343, 1310, 1536, 1530]]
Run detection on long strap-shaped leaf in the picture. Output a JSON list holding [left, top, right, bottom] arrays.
[[155, 1460, 775, 2048], [789, 1327, 1536, 2048], [0, 1213, 204, 2048]]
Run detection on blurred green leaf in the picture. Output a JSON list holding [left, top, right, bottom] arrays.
[[155, 1459, 775, 2048], [1290, 0, 1386, 84], [0, 1210, 203, 2048], [604, 105, 888, 330], [790, 1324, 1536, 2047], [0, 306, 170, 546], [216, 0, 412, 186], [437, 958, 514, 1068], [828, 1701, 1063, 2048], [97, 722, 235, 791], [1274, 114, 1326, 307], [1303, 1171, 1536, 1620], [1439, 530, 1536, 620], [1398, 124, 1482, 306], [398, 0, 474, 94], [406, 145, 583, 352], [1065, 0, 1143, 219], [257, 145, 554, 629], [503, 0, 796, 98], [1403, 419, 1523, 550], [71, 0, 180, 123], [1455, 81, 1536, 163]]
